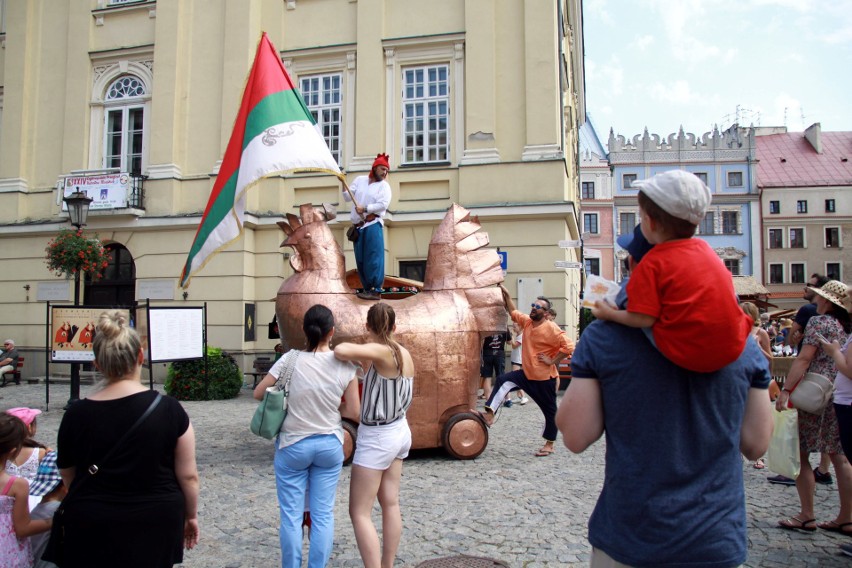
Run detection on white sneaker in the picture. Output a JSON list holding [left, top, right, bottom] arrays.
[[519, 397, 529, 405]]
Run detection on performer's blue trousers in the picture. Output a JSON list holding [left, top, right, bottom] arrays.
[[354, 223, 384, 292]]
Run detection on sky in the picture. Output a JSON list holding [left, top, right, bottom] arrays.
[[582, 0, 852, 142]]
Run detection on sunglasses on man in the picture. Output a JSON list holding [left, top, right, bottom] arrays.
[[531, 303, 546, 311]]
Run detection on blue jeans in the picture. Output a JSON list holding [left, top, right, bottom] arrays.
[[274, 434, 344, 568]]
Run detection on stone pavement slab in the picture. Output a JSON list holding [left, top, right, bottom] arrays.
[[2, 383, 850, 567]]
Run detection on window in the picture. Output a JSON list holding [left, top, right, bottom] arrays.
[[727, 171, 743, 187], [619, 212, 636, 236], [797, 200, 808, 213], [721, 211, 739, 234], [583, 213, 599, 234], [399, 260, 426, 282], [826, 227, 840, 248], [769, 200, 780, 214], [622, 174, 637, 189], [103, 75, 146, 174], [769, 264, 784, 284], [0, 0, 5, 34], [827, 263, 841, 281], [768, 229, 783, 248], [699, 212, 715, 235], [790, 263, 805, 284], [300, 73, 342, 164], [585, 258, 601, 276], [402, 64, 449, 164], [694, 172, 708, 185], [581, 181, 595, 199], [724, 259, 740, 276], [826, 199, 836, 213], [789, 228, 805, 248]]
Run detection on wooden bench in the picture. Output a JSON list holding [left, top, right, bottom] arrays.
[[0, 357, 24, 387], [245, 356, 274, 389]]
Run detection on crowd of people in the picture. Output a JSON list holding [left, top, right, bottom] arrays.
[[0, 166, 848, 567]]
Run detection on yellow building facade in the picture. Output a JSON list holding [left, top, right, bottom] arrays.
[[0, 0, 585, 379]]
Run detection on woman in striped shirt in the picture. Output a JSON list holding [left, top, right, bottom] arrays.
[[334, 303, 414, 568]]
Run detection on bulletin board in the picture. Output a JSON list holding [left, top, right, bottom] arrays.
[[146, 306, 205, 363], [50, 306, 131, 363]]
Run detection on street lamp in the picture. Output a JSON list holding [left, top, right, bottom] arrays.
[[64, 190, 93, 228], [63, 189, 93, 404]]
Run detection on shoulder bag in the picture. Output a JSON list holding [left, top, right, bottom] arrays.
[[788, 372, 834, 414], [43, 393, 163, 565], [346, 224, 359, 243], [250, 350, 299, 439]]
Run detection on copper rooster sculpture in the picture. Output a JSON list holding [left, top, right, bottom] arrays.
[[275, 202, 506, 459]]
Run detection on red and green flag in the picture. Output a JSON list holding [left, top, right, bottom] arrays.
[[180, 32, 342, 288]]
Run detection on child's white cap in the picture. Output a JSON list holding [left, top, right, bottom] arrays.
[[632, 169, 712, 225]]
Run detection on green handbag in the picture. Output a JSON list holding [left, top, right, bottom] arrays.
[[250, 350, 298, 439]]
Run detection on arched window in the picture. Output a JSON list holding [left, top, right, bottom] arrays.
[[104, 75, 146, 174]]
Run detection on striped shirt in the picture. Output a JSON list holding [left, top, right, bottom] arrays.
[[360, 364, 413, 426]]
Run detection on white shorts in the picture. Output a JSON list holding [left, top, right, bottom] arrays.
[[353, 418, 411, 470]]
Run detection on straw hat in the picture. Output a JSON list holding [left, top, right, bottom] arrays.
[[809, 280, 852, 312]]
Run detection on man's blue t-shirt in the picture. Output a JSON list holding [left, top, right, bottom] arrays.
[[570, 319, 770, 568]]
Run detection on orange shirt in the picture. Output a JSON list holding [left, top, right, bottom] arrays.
[[511, 310, 574, 381]]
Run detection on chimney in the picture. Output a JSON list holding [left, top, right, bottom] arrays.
[[804, 123, 822, 154]]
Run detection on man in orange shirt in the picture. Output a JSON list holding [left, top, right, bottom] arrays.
[[475, 285, 573, 457]]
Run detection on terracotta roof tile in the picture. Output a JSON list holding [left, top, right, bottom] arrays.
[[756, 131, 852, 188]]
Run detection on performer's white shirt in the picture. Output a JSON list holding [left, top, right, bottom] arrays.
[[344, 175, 391, 227]]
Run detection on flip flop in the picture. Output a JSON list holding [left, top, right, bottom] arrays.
[[778, 516, 817, 532], [753, 459, 766, 470], [469, 409, 494, 428], [818, 521, 852, 536], [535, 447, 554, 457]]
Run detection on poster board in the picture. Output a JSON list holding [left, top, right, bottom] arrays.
[[148, 307, 204, 362], [50, 306, 131, 363]]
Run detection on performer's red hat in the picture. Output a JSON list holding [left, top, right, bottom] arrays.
[[372, 153, 390, 170]]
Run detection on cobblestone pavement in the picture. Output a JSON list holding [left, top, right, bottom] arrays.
[[4, 382, 851, 567]]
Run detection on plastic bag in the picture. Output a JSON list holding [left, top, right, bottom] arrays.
[[767, 408, 800, 480], [582, 274, 621, 309]]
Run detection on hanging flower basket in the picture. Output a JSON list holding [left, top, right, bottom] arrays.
[[45, 229, 110, 280]]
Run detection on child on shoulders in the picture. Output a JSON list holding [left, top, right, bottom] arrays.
[[593, 169, 752, 373]]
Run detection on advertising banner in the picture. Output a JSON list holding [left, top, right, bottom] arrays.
[[63, 173, 130, 211]]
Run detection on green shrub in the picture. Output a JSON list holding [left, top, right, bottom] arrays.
[[165, 346, 242, 401]]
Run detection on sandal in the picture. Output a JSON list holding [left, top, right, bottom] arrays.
[[778, 516, 816, 532], [753, 458, 766, 470], [535, 446, 555, 457], [818, 520, 852, 536]]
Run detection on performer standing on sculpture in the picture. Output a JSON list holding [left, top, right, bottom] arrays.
[[474, 285, 573, 457], [343, 154, 391, 301]]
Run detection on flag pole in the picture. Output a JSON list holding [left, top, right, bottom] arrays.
[[340, 177, 366, 222], [340, 178, 359, 209]]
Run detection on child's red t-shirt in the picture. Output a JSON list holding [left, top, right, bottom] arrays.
[[626, 238, 752, 373]]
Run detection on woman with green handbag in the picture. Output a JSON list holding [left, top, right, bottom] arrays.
[[253, 305, 360, 568]]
